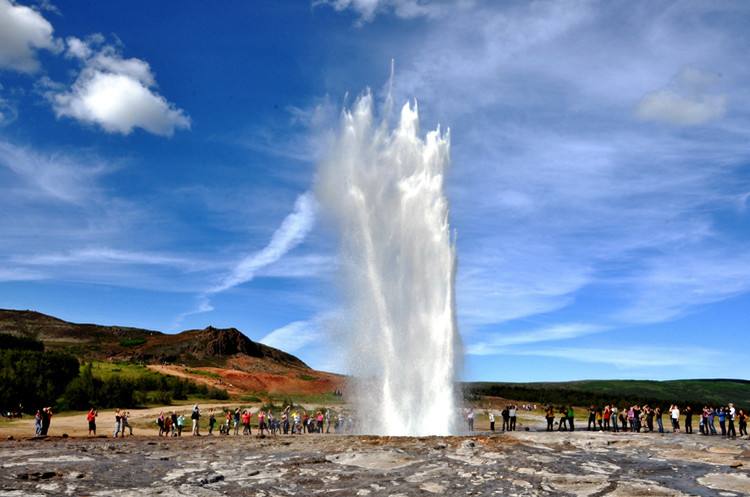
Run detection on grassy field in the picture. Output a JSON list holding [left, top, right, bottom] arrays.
[[89, 361, 163, 381], [465, 379, 750, 408]]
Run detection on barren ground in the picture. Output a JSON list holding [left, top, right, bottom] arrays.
[[1, 429, 749, 496]]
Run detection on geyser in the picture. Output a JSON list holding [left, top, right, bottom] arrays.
[[316, 90, 461, 436]]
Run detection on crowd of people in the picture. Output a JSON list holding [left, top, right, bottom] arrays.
[[25, 401, 748, 440], [153, 405, 357, 437], [481, 405, 522, 432], [479, 403, 748, 440]]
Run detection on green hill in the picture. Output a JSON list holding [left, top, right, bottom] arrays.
[[465, 379, 750, 408]]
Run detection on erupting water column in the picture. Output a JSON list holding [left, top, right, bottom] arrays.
[[316, 90, 461, 436]]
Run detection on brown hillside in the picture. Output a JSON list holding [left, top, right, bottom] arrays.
[[0, 309, 307, 369]]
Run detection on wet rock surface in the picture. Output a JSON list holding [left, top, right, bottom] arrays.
[[0, 431, 748, 496]]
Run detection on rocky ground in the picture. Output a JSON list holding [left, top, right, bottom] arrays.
[[1, 431, 749, 496]]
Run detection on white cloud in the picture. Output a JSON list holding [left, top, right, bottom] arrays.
[[466, 323, 606, 356], [18, 247, 218, 271], [0, 139, 104, 203], [0, 0, 57, 73], [317, 0, 450, 23], [636, 90, 726, 126], [636, 67, 727, 126], [174, 192, 318, 324], [614, 250, 750, 324], [210, 192, 317, 293], [50, 37, 190, 136], [512, 346, 719, 369], [260, 320, 321, 354], [0, 267, 42, 282], [357, 3, 750, 339], [0, 95, 17, 125]]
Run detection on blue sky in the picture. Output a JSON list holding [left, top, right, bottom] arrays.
[[1, 0, 749, 381]]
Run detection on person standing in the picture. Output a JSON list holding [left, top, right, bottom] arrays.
[[177, 413, 185, 436], [233, 408, 241, 435], [670, 405, 680, 433], [684, 406, 693, 434], [87, 408, 97, 436], [157, 412, 165, 436], [655, 406, 664, 433], [588, 406, 596, 431], [567, 406, 575, 432], [241, 410, 251, 435], [316, 411, 324, 434], [164, 414, 173, 436], [738, 408, 748, 437], [558, 407, 568, 431], [466, 409, 474, 431], [718, 407, 727, 437], [501, 406, 510, 431], [509, 405, 517, 431], [34, 409, 42, 436], [545, 405, 555, 432], [208, 411, 216, 435], [611, 406, 619, 432], [645, 406, 654, 432], [121, 411, 133, 436], [113, 409, 122, 438], [41, 407, 52, 436], [191, 404, 201, 436], [603, 406, 611, 431], [488, 411, 495, 432], [727, 404, 736, 439]]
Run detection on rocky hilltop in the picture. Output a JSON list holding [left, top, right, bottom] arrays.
[[0, 309, 307, 369]]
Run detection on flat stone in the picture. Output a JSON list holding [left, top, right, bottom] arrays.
[[698, 472, 750, 494], [326, 450, 416, 470]]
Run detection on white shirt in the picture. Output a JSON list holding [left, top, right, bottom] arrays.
[[488, 413, 495, 422], [509, 408, 516, 417], [671, 408, 679, 419]]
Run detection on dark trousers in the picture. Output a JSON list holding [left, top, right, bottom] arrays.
[[510, 417, 516, 431], [727, 420, 736, 438], [568, 417, 575, 431], [490, 421, 495, 431], [546, 417, 554, 431]]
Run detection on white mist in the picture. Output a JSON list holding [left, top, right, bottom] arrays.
[[316, 90, 461, 436]]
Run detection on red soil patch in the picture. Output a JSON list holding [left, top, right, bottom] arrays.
[[148, 363, 345, 397]]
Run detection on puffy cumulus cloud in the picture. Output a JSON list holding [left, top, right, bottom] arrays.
[[636, 67, 727, 126], [0, 0, 59, 73], [50, 37, 189, 136]]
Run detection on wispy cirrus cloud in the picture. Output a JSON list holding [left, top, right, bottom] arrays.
[[510, 346, 721, 369], [466, 323, 606, 356], [174, 192, 318, 325], [0, 139, 107, 203]]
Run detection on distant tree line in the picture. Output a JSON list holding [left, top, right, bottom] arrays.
[[463, 383, 731, 410], [0, 339, 79, 414], [0, 334, 228, 414]]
